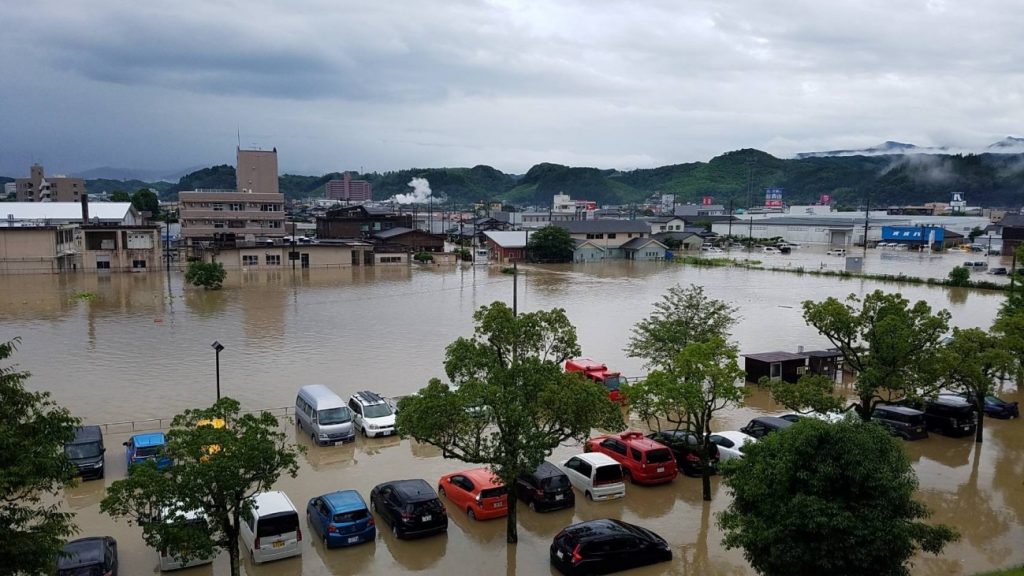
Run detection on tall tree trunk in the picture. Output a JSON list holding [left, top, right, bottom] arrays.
[[506, 490, 518, 543], [229, 509, 241, 576], [974, 390, 985, 443], [700, 433, 712, 501], [856, 399, 873, 422]]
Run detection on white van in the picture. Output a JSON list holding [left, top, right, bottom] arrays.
[[240, 491, 302, 564], [560, 452, 626, 501], [295, 384, 355, 446], [157, 508, 215, 571]]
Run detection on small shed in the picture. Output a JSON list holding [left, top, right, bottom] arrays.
[[742, 351, 808, 384], [805, 349, 844, 382]]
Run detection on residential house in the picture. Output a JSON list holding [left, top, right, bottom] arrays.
[[317, 205, 413, 239], [573, 239, 606, 263], [372, 227, 445, 252], [483, 230, 532, 263], [643, 216, 687, 235], [742, 351, 809, 383], [652, 231, 703, 251], [620, 237, 669, 261], [553, 220, 651, 259], [999, 213, 1024, 254]]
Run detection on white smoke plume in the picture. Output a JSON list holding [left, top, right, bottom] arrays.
[[390, 177, 434, 204]]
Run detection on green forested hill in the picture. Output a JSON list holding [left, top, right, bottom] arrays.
[[117, 150, 1024, 208]]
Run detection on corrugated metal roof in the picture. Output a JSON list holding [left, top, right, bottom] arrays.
[[0, 202, 134, 222], [555, 220, 651, 234], [483, 230, 532, 248]]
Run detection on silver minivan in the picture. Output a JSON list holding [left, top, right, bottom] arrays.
[[295, 384, 355, 446]]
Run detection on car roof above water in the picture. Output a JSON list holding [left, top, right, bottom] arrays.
[[131, 432, 166, 447], [383, 479, 438, 502], [57, 537, 106, 567], [323, 490, 367, 512], [71, 425, 102, 444]]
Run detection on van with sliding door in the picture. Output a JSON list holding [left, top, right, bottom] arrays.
[[239, 491, 302, 564], [295, 384, 355, 446]]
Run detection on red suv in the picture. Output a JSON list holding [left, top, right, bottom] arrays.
[[584, 431, 677, 485]]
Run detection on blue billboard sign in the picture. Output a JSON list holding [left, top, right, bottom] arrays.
[[881, 226, 945, 243]]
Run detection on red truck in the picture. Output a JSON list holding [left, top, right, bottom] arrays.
[[565, 357, 625, 404]]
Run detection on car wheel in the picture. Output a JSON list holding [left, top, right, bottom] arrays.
[[323, 533, 328, 547], [370, 499, 376, 511], [392, 523, 400, 538], [438, 487, 446, 498], [585, 491, 593, 501], [468, 508, 476, 520], [311, 432, 317, 444], [362, 427, 368, 437], [623, 469, 632, 483], [528, 499, 536, 511]]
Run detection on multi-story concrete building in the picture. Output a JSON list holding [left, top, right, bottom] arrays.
[[178, 189, 286, 243], [179, 147, 285, 244], [325, 172, 372, 201], [15, 164, 86, 202], [236, 148, 279, 194]]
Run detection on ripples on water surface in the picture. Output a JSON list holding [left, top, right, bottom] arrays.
[[2, 258, 1020, 575]]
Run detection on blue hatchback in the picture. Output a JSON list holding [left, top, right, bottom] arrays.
[[124, 432, 172, 471], [306, 490, 376, 548]]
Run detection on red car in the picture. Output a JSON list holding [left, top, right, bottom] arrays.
[[437, 468, 509, 520], [584, 431, 677, 485]]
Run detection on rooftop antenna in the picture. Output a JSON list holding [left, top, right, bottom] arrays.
[[236, 127, 240, 149]]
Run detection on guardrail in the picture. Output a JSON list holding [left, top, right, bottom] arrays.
[[92, 406, 294, 435]]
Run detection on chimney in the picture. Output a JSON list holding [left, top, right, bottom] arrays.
[[81, 193, 89, 224]]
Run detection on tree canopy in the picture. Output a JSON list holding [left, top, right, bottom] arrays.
[[184, 261, 227, 290], [625, 284, 738, 371], [769, 290, 950, 421], [396, 302, 624, 544], [131, 188, 160, 216], [938, 327, 1012, 443], [0, 338, 80, 575], [526, 225, 575, 263], [101, 397, 302, 576], [719, 418, 957, 576]]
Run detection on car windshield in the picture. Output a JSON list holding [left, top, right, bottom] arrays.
[[363, 403, 392, 418], [645, 449, 673, 463], [985, 396, 1003, 404], [542, 475, 570, 490], [136, 445, 161, 457], [65, 443, 102, 459], [318, 407, 351, 425], [603, 376, 621, 390]]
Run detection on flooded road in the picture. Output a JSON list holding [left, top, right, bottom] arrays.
[[3, 261, 1020, 575]]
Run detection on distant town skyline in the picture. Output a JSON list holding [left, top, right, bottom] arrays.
[[2, 1, 1022, 177]]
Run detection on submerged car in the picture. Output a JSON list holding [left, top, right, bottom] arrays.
[[438, 467, 508, 520], [645, 430, 720, 476], [306, 490, 376, 548], [124, 432, 171, 471], [370, 479, 448, 539], [550, 519, 671, 575], [515, 461, 575, 512], [57, 537, 118, 576], [953, 393, 1019, 419], [708, 430, 756, 462], [585, 431, 677, 485]]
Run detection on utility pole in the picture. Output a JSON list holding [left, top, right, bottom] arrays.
[[863, 190, 870, 258], [512, 261, 518, 316]]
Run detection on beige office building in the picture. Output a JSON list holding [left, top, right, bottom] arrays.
[[15, 164, 86, 202], [236, 148, 279, 194]]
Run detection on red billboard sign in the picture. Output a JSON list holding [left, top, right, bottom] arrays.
[[702, 196, 714, 206]]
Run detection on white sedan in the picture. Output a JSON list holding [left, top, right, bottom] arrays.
[[708, 431, 756, 462]]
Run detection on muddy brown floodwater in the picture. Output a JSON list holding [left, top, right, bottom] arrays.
[[2, 258, 1020, 575]]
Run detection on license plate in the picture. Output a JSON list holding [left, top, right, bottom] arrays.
[[347, 536, 360, 544], [556, 550, 564, 560], [657, 467, 665, 473], [555, 494, 564, 501], [422, 515, 432, 522], [272, 541, 284, 548]]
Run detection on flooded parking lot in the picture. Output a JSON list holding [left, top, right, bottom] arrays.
[[3, 260, 1020, 575]]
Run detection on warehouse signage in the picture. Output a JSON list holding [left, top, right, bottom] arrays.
[[881, 226, 945, 242]]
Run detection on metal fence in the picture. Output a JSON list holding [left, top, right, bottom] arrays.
[[92, 406, 294, 435]]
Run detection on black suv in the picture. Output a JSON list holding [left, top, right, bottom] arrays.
[[739, 416, 794, 439], [370, 479, 448, 539], [907, 395, 977, 437], [56, 537, 118, 576], [515, 461, 575, 512], [871, 405, 928, 440], [550, 519, 672, 575], [65, 425, 106, 480], [646, 430, 720, 477]]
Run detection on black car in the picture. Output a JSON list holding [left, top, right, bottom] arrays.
[[646, 430, 720, 477], [65, 425, 106, 480], [903, 395, 977, 437], [370, 479, 448, 539], [955, 392, 1020, 419], [56, 536, 118, 576], [871, 405, 929, 440], [739, 416, 794, 439], [550, 519, 672, 575], [515, 461, 575, 512]]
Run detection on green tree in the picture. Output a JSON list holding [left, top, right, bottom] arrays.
[[625, 284, 738, 371], [396, 302, 623, 544], [131, 188, 160, 217], [101, 398, 302, 576], [967, 226, 984, 242], [938, 328, 1013, 443], [993, 246, 1024, 379], [414, 251, 434, 263], [621, 338, 746, 501], [0, 338, 80, 575], [719, 419, 957, 576], [526, 225, 575, 263], [769, 290, 950, 421], [947, 265, 971, 286], [184, 261, 227, 290], [109, 190, 131, 202]]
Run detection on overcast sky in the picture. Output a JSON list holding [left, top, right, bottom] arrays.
[[2, 0, 1022, 177]]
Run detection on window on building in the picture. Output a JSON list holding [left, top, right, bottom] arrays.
[[267, 221, 282, 229], [607, 233, 616, 239], [229, 203, 244, 211], [659, 226, 666, 231], [132, 260, 147, 269], [212, 203, 224, 211], [213, 221, 226, 229], [260, 204, 278, 212], [96, 261, 110, 269], [266, 254, 281, 266], [242, 255, 258, 266], [380, 256, 403, 263], [228, 220, 246, 228]]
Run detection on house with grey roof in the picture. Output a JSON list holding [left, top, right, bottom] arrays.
[[554, 220, 651, 259]]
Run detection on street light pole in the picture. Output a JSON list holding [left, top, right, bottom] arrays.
[[211, 341, 224, 401]]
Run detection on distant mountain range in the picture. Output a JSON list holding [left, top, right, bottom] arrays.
[[796, 137, 1024, 158], [73, 166, 206, 182]]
